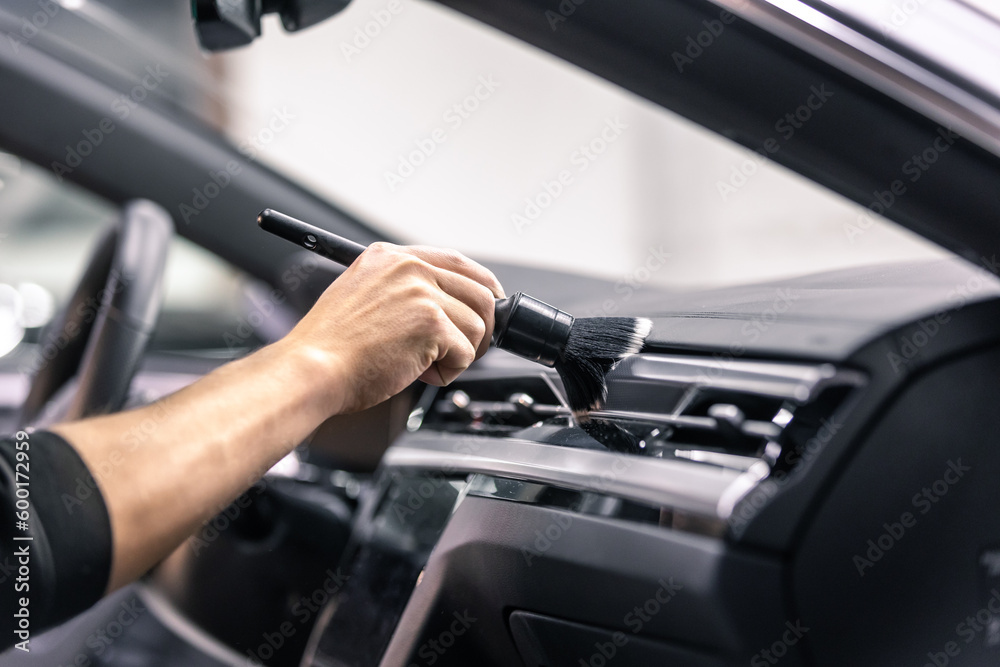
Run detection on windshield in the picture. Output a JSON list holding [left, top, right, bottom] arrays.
[[213, 2, 948, 290]]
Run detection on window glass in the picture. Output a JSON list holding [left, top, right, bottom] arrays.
[[0, 152, 248, 358], [216, 4, 949, 291]]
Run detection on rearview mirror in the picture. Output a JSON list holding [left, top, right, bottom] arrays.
[[192, 0, 353, 51]]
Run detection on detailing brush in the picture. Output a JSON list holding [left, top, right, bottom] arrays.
[[257, 209, 651, 414]]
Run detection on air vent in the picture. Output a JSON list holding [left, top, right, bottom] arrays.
[[417, 376, 564, 434], [411, 354, 864, 475]]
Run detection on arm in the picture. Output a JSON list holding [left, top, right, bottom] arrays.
[[50, 241, 503, 592]]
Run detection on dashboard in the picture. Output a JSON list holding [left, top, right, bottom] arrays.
[[4, 257, 1000, 666], [296, 262, 1000, 667], [294, 258, 1000, 665], [303, 347, 864, 666]]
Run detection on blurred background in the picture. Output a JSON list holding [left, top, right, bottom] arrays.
[[219, 0, 948, 284], [0, 0, 951, 358]]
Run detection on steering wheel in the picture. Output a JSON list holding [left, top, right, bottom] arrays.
[[19, 200, 174, 427]]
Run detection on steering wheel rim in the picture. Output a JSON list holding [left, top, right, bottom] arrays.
[[20, 199, 174, 427]]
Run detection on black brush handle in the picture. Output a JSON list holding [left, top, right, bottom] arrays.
[[257, 208, 367, 266], [256, 209, 572, 367]]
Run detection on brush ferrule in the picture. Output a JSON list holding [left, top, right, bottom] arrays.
[[492, 292, 574, 367]]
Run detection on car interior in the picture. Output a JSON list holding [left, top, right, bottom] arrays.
[[2, 0, 1000, 665]]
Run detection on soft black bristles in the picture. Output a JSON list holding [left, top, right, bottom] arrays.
[[555, 317, 652, 415], [579, 419, 643, 453]]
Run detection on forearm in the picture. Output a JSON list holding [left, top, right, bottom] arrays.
[[45, 241, 501, 596], [50, 338, 338, 591]]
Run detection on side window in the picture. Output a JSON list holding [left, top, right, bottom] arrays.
[[0, 151, 250, 362]]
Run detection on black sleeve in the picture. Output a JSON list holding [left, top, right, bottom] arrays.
[[0, 429, 113, 652]]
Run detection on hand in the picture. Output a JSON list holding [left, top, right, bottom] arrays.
[[48, 242, 502, 594], [282, 242, 505, 414]]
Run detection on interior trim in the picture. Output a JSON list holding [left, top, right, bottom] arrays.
[[382, 432, 741, 518], [711, 0, 1000, 159]]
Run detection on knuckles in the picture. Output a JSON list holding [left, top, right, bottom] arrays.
[[397, 280, 437, 305], [473, 284, 496, 321], [469, 316, 487, 347], [314, 240, 500, 401], [365, 241, 397, 257], [437, 247, 469, 268]]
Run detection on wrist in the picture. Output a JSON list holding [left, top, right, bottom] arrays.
[[266, 334, 348, 421]]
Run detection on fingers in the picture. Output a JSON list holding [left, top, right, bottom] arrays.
[[417, 314, 477, 386], [319, 242, 504, 404], [426, 267, 495, 359], [367, 242, 501, 361], [404, 245, 506, 300]]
